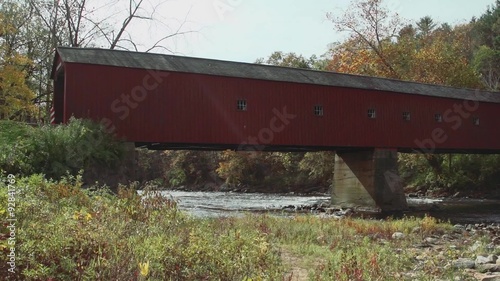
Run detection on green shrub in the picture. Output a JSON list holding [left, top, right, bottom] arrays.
[[0, 121, 34, 175], [0, 118, 124, 179]]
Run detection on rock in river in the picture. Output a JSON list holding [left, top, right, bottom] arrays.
[[477, 255, 498, 265], [392, 232, 405, 240]]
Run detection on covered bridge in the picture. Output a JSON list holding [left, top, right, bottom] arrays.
[[51, 47, 500, 153], [51, 47, 500, 211]]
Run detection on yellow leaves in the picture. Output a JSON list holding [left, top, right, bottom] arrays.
[[138, 261, 150, 277], [0, 52, 36, 120], [328, 40, 394, 78], [0, 8, 36, 121], [404, 38, 482, 88], [72, 210, 93, 222], [257, 239, 269, 255], [420, 215, 438, 233], [0, 13, 16, 37]]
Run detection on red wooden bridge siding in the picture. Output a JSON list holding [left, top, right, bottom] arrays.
[[51, 47, 500, 153]]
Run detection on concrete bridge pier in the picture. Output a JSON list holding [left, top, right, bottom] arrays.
[[332, 149, 408, 212]]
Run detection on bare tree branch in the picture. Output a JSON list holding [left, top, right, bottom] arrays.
[[82, 15, 113, 46], [145, 30, 194, 53], [28, 0, 62, 48], [114, 38, 139, 52], [145, 5, 196, 53], [63, 0, 75, 45], [110, 0, 146, 49]]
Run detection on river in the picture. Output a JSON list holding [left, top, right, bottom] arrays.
[[152, 191, 500, 224], [159, 191, 330, 217]]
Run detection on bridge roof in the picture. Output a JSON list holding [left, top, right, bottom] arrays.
[[55, 47, 500, 104]]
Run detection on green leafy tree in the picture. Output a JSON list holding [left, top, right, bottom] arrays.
[[473, 45, 500, 90], [473, 0, 500, 49], [1, 1, 60, 120], [472, 0, 500, 90], [256, 51, 315, 69], [298, 152, 335, 186]]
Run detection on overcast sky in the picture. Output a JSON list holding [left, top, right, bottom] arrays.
[[123, 0, 496, 63]]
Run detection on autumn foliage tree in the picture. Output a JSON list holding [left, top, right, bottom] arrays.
[[0, 10, 36, 121], [396, 23, 482, 88], [327, 0, 482, 88], [327, 0, 405, 79]]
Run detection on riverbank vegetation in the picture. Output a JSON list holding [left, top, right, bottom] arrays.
[[137, 149, 336, 193], [1, 175, 498, 280]]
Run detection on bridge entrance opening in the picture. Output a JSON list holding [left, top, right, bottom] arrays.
[[53, 70, 64, 124]]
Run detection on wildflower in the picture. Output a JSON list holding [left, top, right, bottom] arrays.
[[139, 261, 150, 277], [259, 241, 269, 255], [72, 211, 92, 221]]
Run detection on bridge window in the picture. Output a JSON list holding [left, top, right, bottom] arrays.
[[314, 105, 324, 116], [368, 109, 376, 119], [237, 99, 247, 111], [473, 117, 480, 126], [403, 112, 411, 121], [435, 114, 443, 123]]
